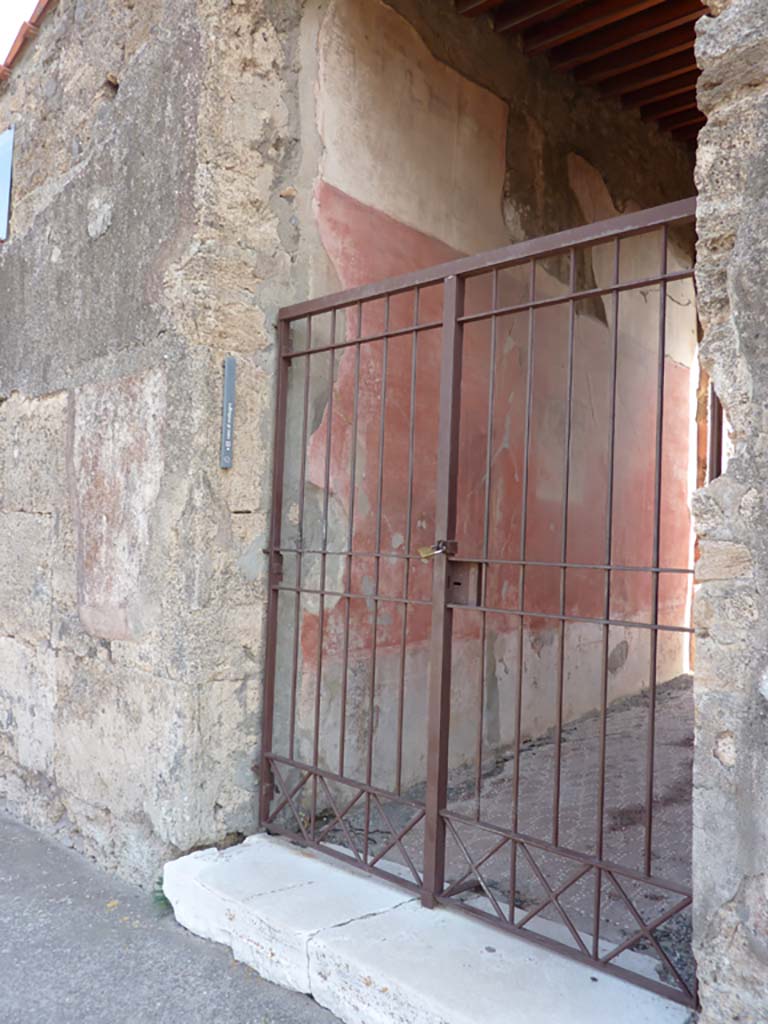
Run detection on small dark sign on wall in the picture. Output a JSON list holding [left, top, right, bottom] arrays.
[[220, 356, 236, 469]]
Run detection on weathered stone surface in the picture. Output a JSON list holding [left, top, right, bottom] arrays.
[[0, 512, 54, 643], [73, 369, 167, 641], [694, 1, 768, 1019], [0, 0, 295, 884], [0, 391, 69, 513], [695, 541, 753, 582], [0, 639, 56, 776]]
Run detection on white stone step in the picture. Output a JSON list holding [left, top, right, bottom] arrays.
[[164, 834, 693, 1024]]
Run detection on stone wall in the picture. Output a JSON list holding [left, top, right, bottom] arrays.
[[693, 1, 768, 1019], [0, 0, 697, 885], [0, 0, 306, 882]]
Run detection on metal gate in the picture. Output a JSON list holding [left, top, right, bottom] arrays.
[[260, 199, 698, 1007]]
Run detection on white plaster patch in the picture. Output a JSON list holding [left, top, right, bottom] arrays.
[[87, 196, 113, 239], [714, 730, 736, 768], [316, 0, 509, 254]]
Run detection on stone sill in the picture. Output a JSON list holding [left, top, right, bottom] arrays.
[[163, 834, 693, 1024]]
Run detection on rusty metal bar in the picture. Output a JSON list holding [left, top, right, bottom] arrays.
[[258, 319, 290, 827], [279, 198, 695, 321], [310, 311, 337, 839], [275, 548, 694, 574], [474, 269, 498, 821], [592, 237, 622, 960], [455, 268, 693, 327], [364, 299, 390, 862], [552, 248, 577, 845], [643, 229, 668, 875], [510, 258, 537, 922], [422, 275, 464, 907], [283, 271, 694, 359], [396, 289, 421, 795], [288, 320, 313, 761], [338, 305, 362, 776]]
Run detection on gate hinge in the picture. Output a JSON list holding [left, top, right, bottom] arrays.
[[263, 548, 284, 582]]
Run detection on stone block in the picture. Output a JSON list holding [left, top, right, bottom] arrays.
[[0, 391, 69, 514], [0, 638, 56, 774], [54, 659, 204, 852], [165, 835, 691, 1024], [164, 835, 411, 994], [0, 511, 54, 643], [695, 540, 753, 581], [72, 369, 167, 641]]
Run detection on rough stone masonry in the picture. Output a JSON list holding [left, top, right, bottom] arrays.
[[0, 0, 309, 881], [693, 1, 768, 1021]]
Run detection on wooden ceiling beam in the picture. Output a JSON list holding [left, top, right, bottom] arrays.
[[574, 23, 696, 84], [456, 0, 507, 15], [551, 0, 703, 72], [657, 108, 706, 131], [494, 0, 588, 35], [624, 70, 699, 107], [672, 121, 705, 140], [524, 0, 668, 57], [600, 52, 698, 96], [640, 91, 699, 119]]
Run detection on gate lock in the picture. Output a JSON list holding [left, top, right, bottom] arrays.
[[417, 539, 457, 561]]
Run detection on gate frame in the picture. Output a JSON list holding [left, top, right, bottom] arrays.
[[260, 196, 699, 1006]]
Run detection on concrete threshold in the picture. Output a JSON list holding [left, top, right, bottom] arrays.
[[164, 835, 693, 1024]]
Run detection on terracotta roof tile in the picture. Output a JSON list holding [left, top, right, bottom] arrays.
[[1, 0, 58, 80]]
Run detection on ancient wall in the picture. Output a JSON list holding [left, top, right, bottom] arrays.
[[0, 0, 698, 884], [693, 1, 768, 1019], [0, 0, 306, 882]]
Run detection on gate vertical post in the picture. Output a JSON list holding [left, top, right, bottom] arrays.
[[422, 274, 464, 907], [259, 317, 291, 827]]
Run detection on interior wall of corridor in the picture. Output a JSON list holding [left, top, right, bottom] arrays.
[[271, 0, 699, 790]]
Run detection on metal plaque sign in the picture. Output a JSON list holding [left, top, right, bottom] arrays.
[[220, 356, 236, 469]]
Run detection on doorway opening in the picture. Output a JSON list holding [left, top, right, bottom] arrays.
[[260, 198, 714, 1008]]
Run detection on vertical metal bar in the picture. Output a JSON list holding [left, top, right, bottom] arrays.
[[423, 275, 464, 906], [396, 288, 420, 795], [592, 238, 621, 958], [288, 319, 313, 761], [644, 229, 668, 876], [552, 249, 577, 845], [339, 304, 362, 776], [311, 310, 336, 839], [475, 270, 498, 821], [510, 259, 536, 921], [364, 298, 390, 862], [259, 318, 291, 826]]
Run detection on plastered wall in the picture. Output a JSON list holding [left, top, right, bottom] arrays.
[[278, 0, 698, 789]]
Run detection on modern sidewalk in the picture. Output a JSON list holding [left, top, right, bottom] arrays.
[[0, 813, 339, 1024]]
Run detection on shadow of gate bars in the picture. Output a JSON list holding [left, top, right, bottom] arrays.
[[260, 198, 699, 1008]]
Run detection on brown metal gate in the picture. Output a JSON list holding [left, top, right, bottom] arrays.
[[260, 198, 698, 1007]]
